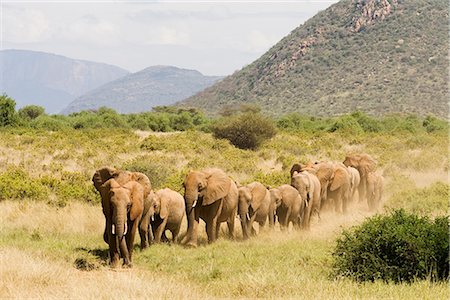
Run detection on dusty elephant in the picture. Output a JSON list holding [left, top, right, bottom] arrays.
[[343, 153, 377, 203], [270, 184, 306, 231], [366, 172, 384, 211], [183, 168, 238, 247], [347, 166, 361, 202], [291, 170, 321, 229], [292, 162, 351, 214], [148, 188, 185, 243], [238, 182, 271, 239], [92, 167, 152, 267]]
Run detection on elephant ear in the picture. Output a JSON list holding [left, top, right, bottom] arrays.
[[159, 193, 169, 219], [330, 167, 349, 191], [249, 182, 267, 211], [132, 172, 152, 199], [359, 154, 377, 176], [313, 163, 333, 185], [203, 169, 231, 206], [290, 164, 302, 177], [128, 181, 144, 221], [93, 167, 116, 194]]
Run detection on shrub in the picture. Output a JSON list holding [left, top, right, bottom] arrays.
[[0, 167, 49, 200], [18, 105, 45, 120], [212, 112, 277, 150], [0, 94, 18, 127], [422, 115, 448, 133], [327, 115, 363, 135], [30, 115, 70, 131], [332, 210, 449, 283]]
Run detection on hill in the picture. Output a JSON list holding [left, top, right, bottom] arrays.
[[0, 49, 129, 114], [180, 0, 449, 117], [62, 66, 222, 114]]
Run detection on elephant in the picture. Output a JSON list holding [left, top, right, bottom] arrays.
[[347, 166, 361, 202], [366, 172, 384, 211], [291, 171, 321, 229], [183, 168, 238, 247], [92, 167, 152, 267], [270, 184, 306, 231], [237, 182, 271, 239], [343, 153, 377, 203], [292, 161, 351, 214], [147, 188, 185, 243], [268, 187, 282, 227]]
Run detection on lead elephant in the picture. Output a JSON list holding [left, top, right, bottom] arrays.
[[238, 182, 271, 239], [366, 172, 384, 211], [291, 171, 321, 229], [92, 167, 152, 267], [270, 184, 305, 231], [183, 168, 238, 247], [343, 153, 377, 203], [148, 188, 185, 243]]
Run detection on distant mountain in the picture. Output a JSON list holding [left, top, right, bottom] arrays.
[[0, 49, 129, 113], [180, 0, 448, 118], [62, 66, 222, 114]]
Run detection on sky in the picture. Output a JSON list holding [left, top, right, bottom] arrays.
[[1, 0, 338, 76]]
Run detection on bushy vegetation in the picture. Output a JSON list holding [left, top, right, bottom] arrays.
[[212, 112, 277, 149], [332, 210, 449, 283]]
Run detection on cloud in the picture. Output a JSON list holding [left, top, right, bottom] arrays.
[[61, 15, 119, 46], [3, 6, 51, 43]]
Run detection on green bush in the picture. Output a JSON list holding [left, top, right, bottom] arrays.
[[0, 167, 49, 200], [332, 210, 449, 283], [18, 105, 45, 120], [422, 115, 448, 133], [30, 115, 70, 131], [0, 94, 18, 127], [327, 115, 363, 135], [212, 112, 277, 150]]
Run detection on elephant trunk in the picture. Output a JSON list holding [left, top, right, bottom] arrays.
[[184, 189, 199, 246], [238, 204, 250, 239], [113, 205, 129, 263]]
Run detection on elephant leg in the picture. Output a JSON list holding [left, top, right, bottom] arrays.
[[226, 214, 235, 239], [139, 216, 150, 250], [125, 219, 140, 264], [249, 213, 258, 236], [302, 205, 311, 230], [119, 236, 131, 267], [104, 218, 110, 244], [108, 233, 120, 268], [154, 218, 168, 243], [206, 199, 223, 243], [358, 180, 366, 203], [284, 207, 292, 229], [172, 224, 181, 243]]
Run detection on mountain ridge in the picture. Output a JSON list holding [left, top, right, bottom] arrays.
[[0, 49, 129, 113], [179, 0, 448, 118], [62, 65, 223, 114]]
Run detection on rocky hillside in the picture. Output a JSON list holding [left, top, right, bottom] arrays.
[[0, 50, 129, 113], [180, 0, 448, 117], [62, 66, 222, 114]]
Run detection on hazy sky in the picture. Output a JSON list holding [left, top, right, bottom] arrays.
[[2, 0, 338, 75]]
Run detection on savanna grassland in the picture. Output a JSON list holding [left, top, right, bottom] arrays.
[[0, 121, 448, 299]]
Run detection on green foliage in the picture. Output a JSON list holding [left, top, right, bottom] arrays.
[[212, 112, 277, 150], [0, 167, 49, 200], [0, 94, 18, 127], [333, 210, 449, 283], [328, 115, 364, 135], [30, 115, 70, 131], [17, 105, 45, 120], [423, 115, 448, 133]]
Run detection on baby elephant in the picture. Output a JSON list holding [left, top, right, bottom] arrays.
[[270, 185, 306, 231], [148, 188, 185, 243]]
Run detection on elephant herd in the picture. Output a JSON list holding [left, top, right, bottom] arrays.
[[92, 153, 384, 268]]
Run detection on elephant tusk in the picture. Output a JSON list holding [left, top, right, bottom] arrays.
[[124, 223, 128, 236], [192, 200, 198, 208], [151, 215, 155, 222], [246, 212, 250, 220], [111, 224, 116, 235]]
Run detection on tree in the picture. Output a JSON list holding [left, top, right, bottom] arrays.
[[0, 94, 17, 127], [18, 105, 45, 120]]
